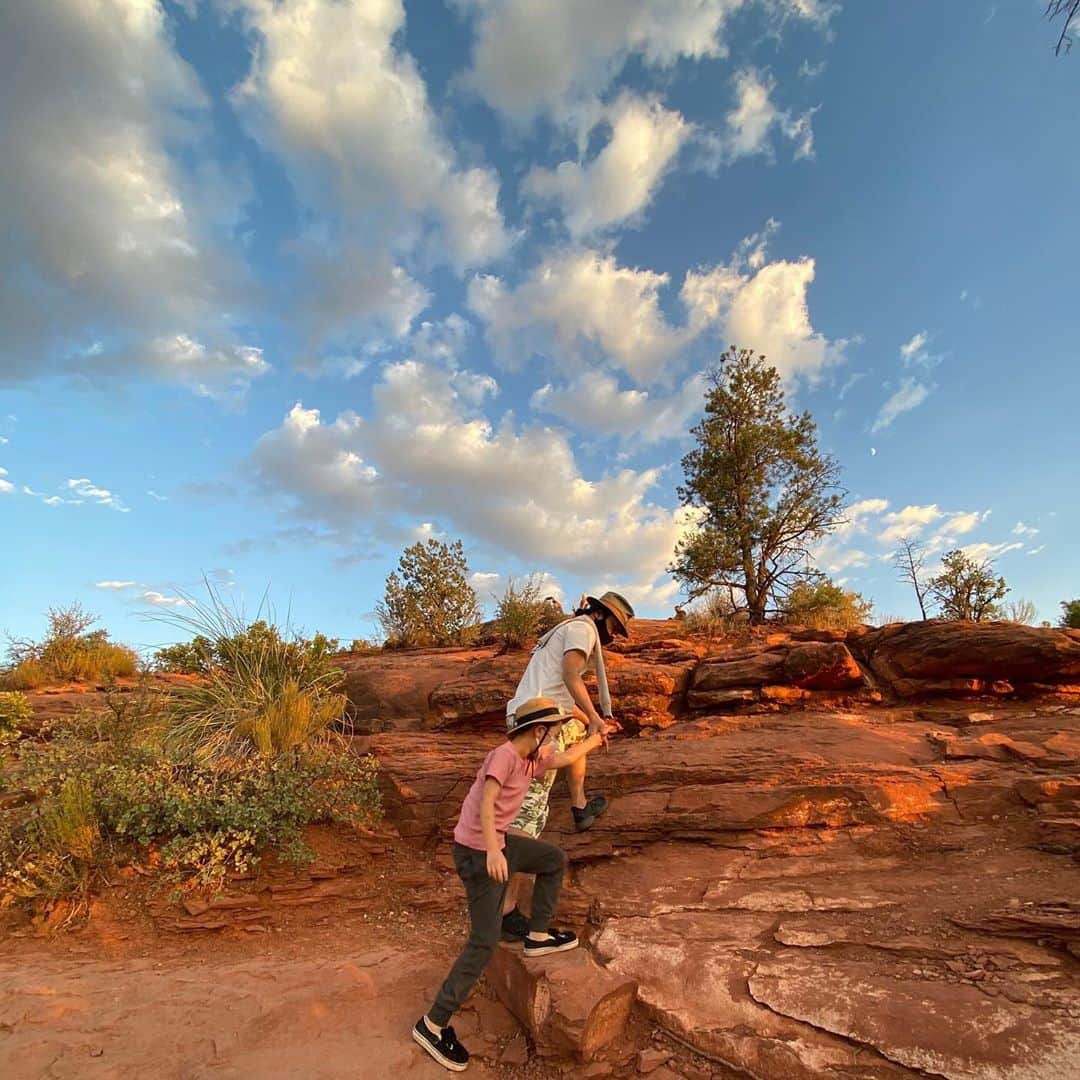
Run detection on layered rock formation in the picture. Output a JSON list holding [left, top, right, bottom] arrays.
[[349, 619, 1080, 1079]]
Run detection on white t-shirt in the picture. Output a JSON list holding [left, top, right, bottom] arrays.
[[506, 617, 599, 722]]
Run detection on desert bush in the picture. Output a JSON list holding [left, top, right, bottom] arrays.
[[153, 635, 214, 674], [156, 595, 347, 762], [494, 574, 558, 649], [782, 578, 873, 630], [683, 590, 749, 640], [0, 692, 31, 746], [376, 539, 481, 648], [1, 693, 380, 901], [3, 604, 138, 689], [1060, 600, 1080, 630], [347, 638, 382, 656], [1006, 598, 1039, 625]]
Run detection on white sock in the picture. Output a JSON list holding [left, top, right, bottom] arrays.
[[424, 1015, 442, 1036]]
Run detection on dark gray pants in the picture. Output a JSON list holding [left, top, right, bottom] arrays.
[[428, 834, 566, 1026]]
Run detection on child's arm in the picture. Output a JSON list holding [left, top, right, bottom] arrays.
[[480, 777, 509, 882], [547, 731, 605, 771]]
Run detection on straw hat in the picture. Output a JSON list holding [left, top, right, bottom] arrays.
[[586, 590, 635, 637], [507, 696, 573, 737]]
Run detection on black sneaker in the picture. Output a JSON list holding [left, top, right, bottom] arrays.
[[412, 1018, 470, 1072], [572, 793, 608, 832], [523, 929, 579, 958], [501, 907, 530, 941]]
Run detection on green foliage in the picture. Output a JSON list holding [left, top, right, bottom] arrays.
[[927, 550, 1010, 621], [156, 595, 347, 762], [1, 695, 381, 901], [376, 538, 482, 647], [348, 638, 382, 656], [782, 578, 874, 630], [494, 574, 562, 650], [0, 692, 31, 746], [1060, 599, 1080, 629], [2, 603, 138, 689], [672, 348, 846, 624], [153, 636, 214, 674]]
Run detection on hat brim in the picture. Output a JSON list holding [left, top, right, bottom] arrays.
[[587, 596, 631, 637], [508, 708, 573, 735]]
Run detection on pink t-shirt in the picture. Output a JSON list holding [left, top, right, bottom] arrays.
[[453, 740, 555, 851]]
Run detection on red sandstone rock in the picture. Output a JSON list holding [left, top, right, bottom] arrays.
[[486, 943, 637, 1061], [781, 642, 864, 689], [854, 620, 1080, 692], [691, 650, 785, 690]]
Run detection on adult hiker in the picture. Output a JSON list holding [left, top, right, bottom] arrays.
[[413, 696, 605, 1072], [499, 590, 634, 941]]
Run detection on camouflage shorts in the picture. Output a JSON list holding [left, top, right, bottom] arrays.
[[508, 717, 587, 838]]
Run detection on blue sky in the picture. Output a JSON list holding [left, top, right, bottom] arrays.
[[2, 0, 1077, 653]]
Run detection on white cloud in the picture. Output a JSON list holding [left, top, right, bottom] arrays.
[[959, 541, 1023, 562], [250, 353, 696, 594], [531, 369, 705, 443], [1012, 520, 1039, 537], [705, 68, 816, 163], [138, 335, 270, 406], [1027, 545, 1046, 556], [147, 490, 168, 502], [231, 0, 509, 350], [95, 581, 138, 590], [66, 478, 129, 513], [899, 331, 928, 363], [472, 223, 846, 387], [456, 0, 828, 124], [877, 504, 943, 545], [523, 94, 689, 236], [140, 590, 189, 608], [0, 0, 253, 397], [0, 467, 13, 494], [469, 251, 686, 384], [870, 377, 932, 433]]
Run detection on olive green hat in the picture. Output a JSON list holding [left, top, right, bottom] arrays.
[[586, 590, 635, 637]]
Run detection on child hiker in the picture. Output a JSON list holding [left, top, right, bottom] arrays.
[[412, 696, 609, 1072]]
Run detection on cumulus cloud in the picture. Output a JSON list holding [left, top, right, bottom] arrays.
[[704, 68, 816, 164], [959, 541, 1023, 562], [472, 222, 845, 387], [140, 590, 190, 608], [456, 0, 827, 123], [531, 369, 705, 444], [468, 251, 686, 384], [231, 0, 510, 352], [0, 0, 257, 398], [1012, 520, 1039, 537], [877, 504, 943, 545], [523, 94, 689, 236], [250, 351, 695, 595], [0, 467, 13, 495]]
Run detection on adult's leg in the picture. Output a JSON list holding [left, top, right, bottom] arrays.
[[504, 833, 566, 934], [429, 846, 506, 1026]]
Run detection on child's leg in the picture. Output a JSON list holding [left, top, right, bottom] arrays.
[[504, 834, 566, 934], [428, 847, 506, 1026]]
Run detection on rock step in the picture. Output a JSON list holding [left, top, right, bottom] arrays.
[[486, 942, 637, 1061]]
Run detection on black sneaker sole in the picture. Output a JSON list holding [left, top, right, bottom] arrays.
[[524, 937, 580, 958], [411, 1027, 469, 1072]]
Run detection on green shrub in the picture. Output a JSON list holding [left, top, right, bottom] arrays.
[[155, 595, 347, 761], [494, 574, 561, 650], [2, 603, 138, 689], [782, 578, 873, 630], [153, 636, 214, 674], [347, 638, 382, 656], [1060, 600, 1080, 630], [0, 692, 31, 746], [1, 696, 381, 899], [376, 539, 482, 648]]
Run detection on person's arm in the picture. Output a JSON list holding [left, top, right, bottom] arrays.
[[562, 648, 605, 729], [480, 777, 508, 882], [547, 731, 604, 771]]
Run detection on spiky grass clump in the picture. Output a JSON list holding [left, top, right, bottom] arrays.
[[158, 588, 348, 761]]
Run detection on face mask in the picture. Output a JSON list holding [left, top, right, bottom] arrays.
[[596, 615, 614, 647]]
